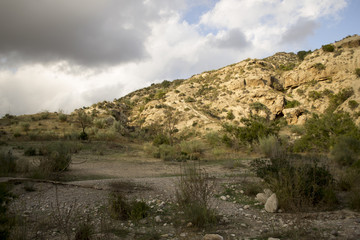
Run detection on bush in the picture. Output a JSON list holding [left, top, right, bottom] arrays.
[[58, 113, 67, 122], [180, 140, 206, 160], [308, 90, 322, 100], [176, 165, 217, 227], [205, 131, 222, 147], [284, 99, 300, 109], [293, 112, 360, 152], [356, 68, 360, 78], [226, 110, 235, 120], [327, 87, 354, 112], [322, 44, 335, 52], [185, 96, 196, 103], [313, 63, 326, 70], [348, 100, 359, 110], [21, 122, 30, 132], [158, 144, 181, 161], [38, 142, 72, 173], [249, 102, 268, 112], [223, 115, 280, 145], [0, 183, 13, 239], [297, 50, 312, 61], [331, 136, 360, 167], [108, 193, 149, 221], [152, 134, 170, 146], [0, 151, 16, 176], [75, 222, 93, 240], [79, 132, 88, 140], [251, 155, 337, 211], [258, 135, 284, 159]]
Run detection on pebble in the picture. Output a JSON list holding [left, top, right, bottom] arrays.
[[220, 196, 227, 201], [155, 215, 162, 223]]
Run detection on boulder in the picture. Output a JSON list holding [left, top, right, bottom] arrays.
[[256, 189, 273, 204], [265, 193, 279, 213]]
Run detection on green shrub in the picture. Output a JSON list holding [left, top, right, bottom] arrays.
[[348, 100, 359, 110], [284, 99, 300, 109], [331, 136, 360, 167], [94, 118, 106, 129], [152, 134, 170, 146], [109, 193, 130, 220], [293, 112, 360, 152], [108, 193, 149, 221], [313, 63, 326, 70], [251, 155, 337, 211], [79, 132, 88, 140], [180, 140, 206, 160], [355, 68, 360, 78], [322, 44, 335, 52], [176, 165, 217, 227], [58, 113, 67, 122], [38, 142, 72, 173], [154, 89, 167, 99], [0, 183, 13, 239], [308, 90, 322, 100], [327, 87, 354, 112], [158, 144, 181, 161], [129, 201, 150, 221], [205, 131, 222, 147], [185, 96, 196, 103], [226, 110, 235, 120], [75, 222, 93, 240], [279, 63, 295, 71], [0, 151, 16, 176], [249, 102, 268, 112], [258, 135, 284, 159], [297, 50, 312, 61], [223, 115, 280, 145], [21, 122, 30, 132]]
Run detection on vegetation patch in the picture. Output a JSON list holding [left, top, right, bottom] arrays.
[[322, 44, 335, 52]]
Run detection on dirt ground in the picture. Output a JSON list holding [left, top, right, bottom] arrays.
[[3, 143, 360, 240]]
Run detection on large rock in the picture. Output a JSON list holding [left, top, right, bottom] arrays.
[[256, 189, 273, 204], [203, 234, 224, 240], [265, 193, 279, 213]]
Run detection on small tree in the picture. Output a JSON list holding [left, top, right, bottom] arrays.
[[163, 109, 179, 145], [76, 110, 92, 140]]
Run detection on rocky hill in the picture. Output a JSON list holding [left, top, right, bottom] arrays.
[[88, 35, 360, 135]]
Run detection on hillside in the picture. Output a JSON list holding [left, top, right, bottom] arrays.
[[88, 34, 360, 135], [1, 35, 360, 240]]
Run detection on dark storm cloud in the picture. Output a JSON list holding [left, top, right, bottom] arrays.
[[212, 29, 250, 49], [0, 0, 157, 68], [281, 18, 319, 43]]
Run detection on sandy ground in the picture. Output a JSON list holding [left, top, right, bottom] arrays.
[[3, 146, 360, 240]]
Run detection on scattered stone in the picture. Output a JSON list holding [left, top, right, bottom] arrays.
[[220, 196, 227, 201], [256, 193, 268, 204], [256, 189, 273, 204], [180, 232, 187, 237], [203, 234, 224, 240], [265, 193, 278, 213], [155, 216, 162, 223], [268, 238, 280, 240], [243, 205, 250, 209], [187, 222, 193, 227]]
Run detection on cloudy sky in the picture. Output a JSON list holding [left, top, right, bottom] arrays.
[[0, 0, 359, 116]]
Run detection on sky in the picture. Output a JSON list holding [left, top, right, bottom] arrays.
[[0, 0, 359, 116]]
